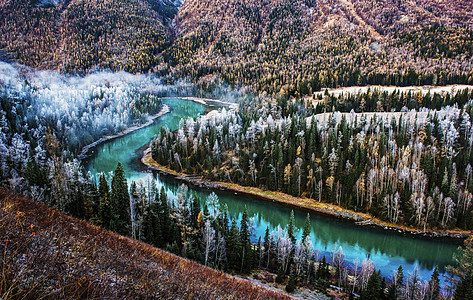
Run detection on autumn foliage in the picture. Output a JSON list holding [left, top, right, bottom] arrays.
[[0, 190, 292, 299]]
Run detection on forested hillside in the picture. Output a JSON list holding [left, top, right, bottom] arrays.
[[1, 0, 472, 93], [0, 0, 175, 73], [169, 0, 473, 94], [152, 88, 473, 231]]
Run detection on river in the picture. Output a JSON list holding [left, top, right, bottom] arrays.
[[84, 97, 460, 284]]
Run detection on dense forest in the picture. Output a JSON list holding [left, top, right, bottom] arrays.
[[170, 0, 473, 95], [0, 0, 175, 73], [1, 0, 473, 94], [0, 63, 179, 212], [152, 88, 473, 231], [1, 61, 472, 297], [1, 0, 472, 298], [90, 168, 469, 299]]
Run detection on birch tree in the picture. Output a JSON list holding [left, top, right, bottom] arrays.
[[202, 220, 216, 266]]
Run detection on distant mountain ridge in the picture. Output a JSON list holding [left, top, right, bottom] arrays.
[[1, 0, 472, 92], [168, 0, 473, 93]]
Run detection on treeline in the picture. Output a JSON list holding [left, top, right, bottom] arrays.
[[312, 88, 473, 114], [152, 89, 473, 231], [175, 62, 473, 99]]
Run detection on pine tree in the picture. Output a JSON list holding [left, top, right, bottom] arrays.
[[286, 271, 296, 293], [222, 207, 229, 237], [454, 272, 473, 300], [263, 227, 270, 268], [240, 206, 251, 273], [226, 219, 241, 271], [143, 201, 160, 245], [191, 194, 200, 229], [287, 210, 296, 245], [316, 256, 330, 292], [158, 187, 171, 246], [110, 162, 130, 236], [362, 270, 383, 300], [302, 213, 311, 241], [276, 266, 286, 284], [451, 236, 473, 300], [386, 284, 396, 300], [316, 256, 330, 280], [428, 266, 440, 300], [98, 174, 111, 229]]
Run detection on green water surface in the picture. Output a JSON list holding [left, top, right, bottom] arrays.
[[84, 98, 460, 283]]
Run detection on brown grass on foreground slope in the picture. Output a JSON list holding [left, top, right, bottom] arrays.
[[0, 190, 292, 299]]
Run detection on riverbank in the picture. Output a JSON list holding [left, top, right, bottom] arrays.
[[78, 104, 170, 160], [142, 148, 470, 240]]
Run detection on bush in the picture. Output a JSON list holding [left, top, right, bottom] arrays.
[[285, 273, 296, 293]]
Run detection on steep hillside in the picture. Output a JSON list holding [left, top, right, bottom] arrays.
[[0, 190, 292, 299], [0, 0, 176, 73], [1, 0, 472, 93], [166, 0, 473, 93]]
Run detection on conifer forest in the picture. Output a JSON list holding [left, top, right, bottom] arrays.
[[1, 0, 473, 299]]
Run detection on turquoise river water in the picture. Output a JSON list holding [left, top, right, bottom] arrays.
[[84, 98, 461, 283]]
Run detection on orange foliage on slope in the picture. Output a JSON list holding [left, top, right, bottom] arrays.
[[0, 190, 292, 299]]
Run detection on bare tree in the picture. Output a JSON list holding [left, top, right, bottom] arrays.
[[202, 220, 216, 266], [360, 259, 375, 291]]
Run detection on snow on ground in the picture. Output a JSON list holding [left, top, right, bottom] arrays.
[[313, 85, 473, 98], [307, 108, 458, 127]]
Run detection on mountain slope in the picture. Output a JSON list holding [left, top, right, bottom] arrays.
[[0, 0, 175, 73], [0, 190, 292, 299], [0, 0, 472, 92], [166, 0, 473, 93]]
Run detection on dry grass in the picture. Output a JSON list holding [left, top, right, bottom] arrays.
[[0, 190, 293, 300]]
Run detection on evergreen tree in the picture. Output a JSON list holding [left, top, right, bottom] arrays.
[[191, 194, 200, 229], [276, 266, 286, 284], [158, 187, 171, 246], [287, 210, 296, 245], [263, 226, 270, 268], [316, 256, 330, 280], [454, 272, 473, 300], [286, 271, 296, 293], [226, 219, 241, 271], [451, 236, 473, 300], [143, 201, 160, 245], [98, 174, 111, 229], [316, 256, 330, 293], [362, 270, 383, 300], [110, 162, 130, 236], [222, 207, 229, 237], [240, 206, 251, 273], [428, 266, 440, 300], [386, 284, 396, 300], [302, 213, 311, 241], [396, 265, 404, 290]]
